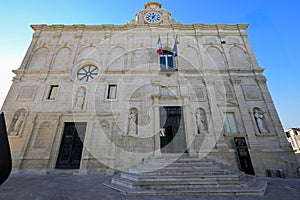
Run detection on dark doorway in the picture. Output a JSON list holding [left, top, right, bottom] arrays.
[[160, 107, 187, 153], [55, 122, 87, 169], [233, 137, 255, 175]]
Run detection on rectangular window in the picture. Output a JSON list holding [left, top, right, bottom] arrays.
[[160, 54, 175, 70], [107, 84, 117, 99], [47, 85, 59, 100], [224, 112, 238, 134], [167, 56, 174, 69]]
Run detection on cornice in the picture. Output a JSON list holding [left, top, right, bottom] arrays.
[[30, 23, 249, 32]]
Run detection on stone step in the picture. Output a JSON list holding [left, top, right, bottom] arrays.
[[144, 156, 216, 164], [104, 179, 267, 195], [130, 169, 233, 175], [112, 174, 256, 190], [129, 165, 232, 174], [105, 154, 267, 195], [139, 161, 222, 168], [121, 171, 244, 182]]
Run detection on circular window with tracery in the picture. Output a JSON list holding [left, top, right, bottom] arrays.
[[77, 65, 99, 83]]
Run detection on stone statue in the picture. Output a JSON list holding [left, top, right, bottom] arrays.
[[196, 111, 206, 134], [254, 110, 268, 133], [11, 112, 25, 134], [128, 110, 137, 135], [74, 87, 86, 110], [160, 128, 166, 137]]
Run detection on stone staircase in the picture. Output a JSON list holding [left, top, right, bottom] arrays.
[[104, 154, 267, 195]]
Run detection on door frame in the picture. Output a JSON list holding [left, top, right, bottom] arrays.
[[55, 122, 87, 169], [159, 106, 187, 153]]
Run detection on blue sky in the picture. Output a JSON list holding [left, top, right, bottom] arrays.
[[0, 0, 299, 130]]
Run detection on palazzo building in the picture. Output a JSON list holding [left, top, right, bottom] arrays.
[[1, 2, 298, 177], [286, 128, 300, 153]]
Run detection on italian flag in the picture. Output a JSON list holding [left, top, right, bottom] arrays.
[[156, 36, 163, 55]]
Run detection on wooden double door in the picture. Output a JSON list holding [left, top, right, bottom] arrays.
[[160, 107, 187, 153], [55, 122, 87, 169]]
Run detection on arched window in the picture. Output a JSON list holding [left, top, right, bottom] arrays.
[[160, 50, 175, 70]]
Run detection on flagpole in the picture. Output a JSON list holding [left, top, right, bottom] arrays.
[[173, 34, 178, 70], [167, 33, 169, 50]]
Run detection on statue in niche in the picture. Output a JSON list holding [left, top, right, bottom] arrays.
[[254, 110, 269, 133], [11, 111, 25, 135], [74, 87, 86, 110], [128, 110, 138, 135], [196, 110, 206, 134]]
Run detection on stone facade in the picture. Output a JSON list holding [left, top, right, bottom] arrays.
[[286, 128, 300, 153], [1, 2, 298, 177]]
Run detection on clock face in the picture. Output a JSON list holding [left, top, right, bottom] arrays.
[[77, 65, 98, 83], [145, 12, 161, 23]]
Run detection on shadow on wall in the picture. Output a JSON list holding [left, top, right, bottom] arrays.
[[0, 112, 12, 185]]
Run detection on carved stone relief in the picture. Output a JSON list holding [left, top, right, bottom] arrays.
[[17, 86, 37, 102], [215, 82, 234, 100], [242, 85, 262, 100], [190, 86, 206, 101]]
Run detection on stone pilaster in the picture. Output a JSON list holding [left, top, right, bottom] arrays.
[[182, 96, 196, 156], [204, 79, 228, 150], [152, 95, 161, 156], [256, 77, 291, 150], [17, 113, 38, 171], [46, 114, 63, 171], [230, 78, 260, 149]]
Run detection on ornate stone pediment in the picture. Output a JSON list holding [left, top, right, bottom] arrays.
[[134, 2, 174, 25]]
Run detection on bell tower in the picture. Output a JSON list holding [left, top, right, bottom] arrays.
[[135, 2, 172, 25]]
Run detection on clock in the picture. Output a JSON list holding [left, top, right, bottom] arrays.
[[77, 65, 98, 83], [145, 12, 161, 23]]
